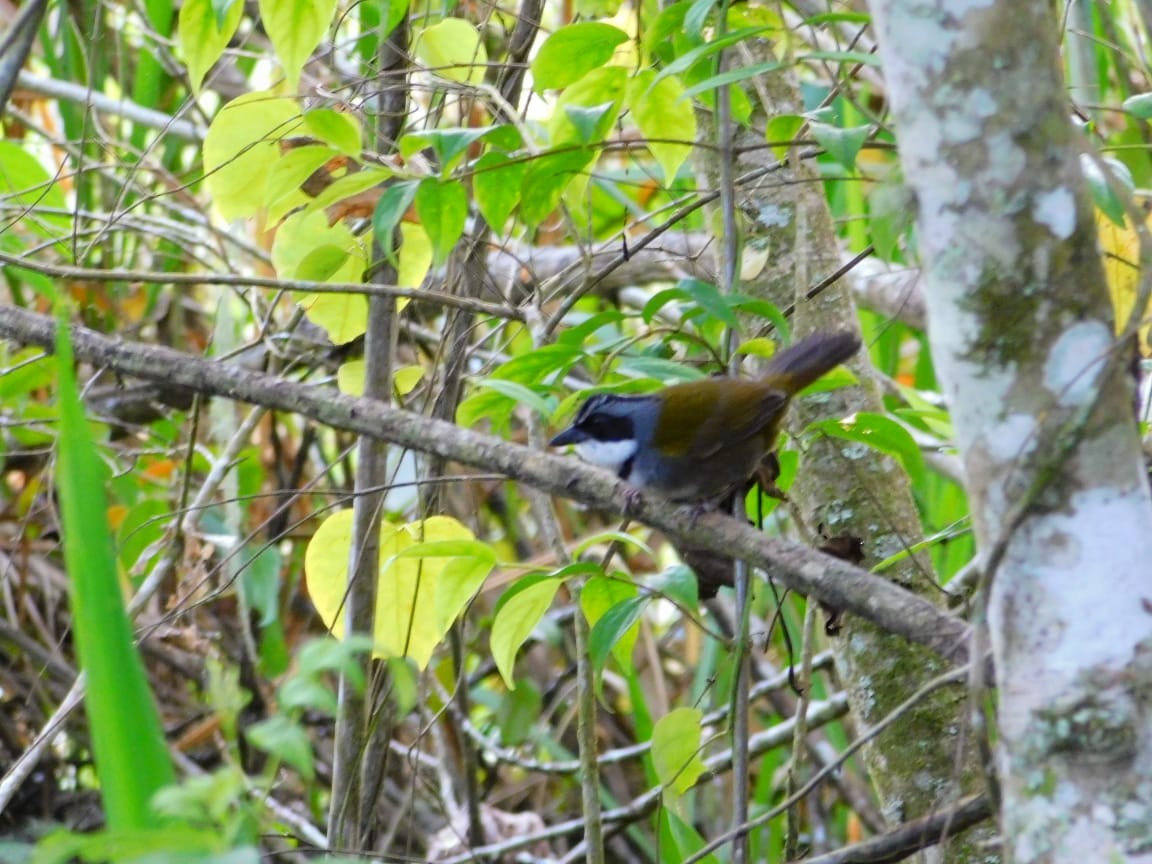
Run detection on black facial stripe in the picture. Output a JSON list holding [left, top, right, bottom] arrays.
[[579, 412, 634, 442], [619, 453, 635, 481]]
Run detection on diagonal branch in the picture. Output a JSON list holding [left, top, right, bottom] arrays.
[[0, 304, 972, 666]]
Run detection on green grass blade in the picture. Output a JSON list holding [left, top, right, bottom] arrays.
[[54, 316, 175, 830]]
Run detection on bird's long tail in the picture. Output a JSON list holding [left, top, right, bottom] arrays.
[[762, 330, 861, 394]]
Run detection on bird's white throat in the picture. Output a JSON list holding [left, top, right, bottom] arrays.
[[574, 439, 638, 474]]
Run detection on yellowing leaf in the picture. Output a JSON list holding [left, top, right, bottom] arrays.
[[258, 0, 339, 89], [305, 514, 495, 668], [337, 361, 423, 397], [204, 91, 302, 220], [414, 19, 487, 86], [651, 708, 706, 796], [274, 210, 368, 343], [627, 70, 696, 184], [1097, 208, 1151, 353], [394, 364, 424, 396], [271, 208, 361, 281], [491, 578, 563, 688], [375, 518, 494, 668], [336, 359, 365, 396], [398, 221, 432, 290], [297, 292, 368, 345], [303, 509, 356, 639], [177, 0, 243, 94]]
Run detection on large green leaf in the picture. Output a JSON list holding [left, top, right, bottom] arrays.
[[532, 22, 629, 90]]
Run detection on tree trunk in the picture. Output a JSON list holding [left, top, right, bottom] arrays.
[[870, 1, 1152, 859]]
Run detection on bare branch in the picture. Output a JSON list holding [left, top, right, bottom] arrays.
[[0, 305, 972, 666]]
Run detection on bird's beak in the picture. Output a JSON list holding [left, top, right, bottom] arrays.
[[549, 426, 586, 447]]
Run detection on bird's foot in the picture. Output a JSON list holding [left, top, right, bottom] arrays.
[[620, 484, 644, 516]]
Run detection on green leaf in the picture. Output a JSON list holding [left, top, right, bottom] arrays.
[[679, 278, 739, 326], [586, 591, 646, 673], [520, 148, 594, 228], [1082, 154, 1132, 227], [372, 179, 421, 264], [532, 22, 629, 90], [0, 141, 72, 239], [627, 71, 696, 184], [246, 716, 315, 779], [400, 127, 494, 173], [647, 564, 698, 609], [177, 0, 243, 94], [258, 0, 338, 88], [680, 60, 784, 98], [414, 18, 487, 85], [799, 49, 880, 66], [414, 177, 467, 266], [474, 379, 554, 418], [811, 411, 926, 486], [1122, 92, 1152, 120], [651, 708, 706, 795], [496, 682, 542, 746], [295, 244, 352, 282], [651, 26, 771, 89], [868, 181, 914, 262], [491, 577, 563, 688], [548, 66, 626, 147], [684, 0, 717, 37], [564, 102, 617, 145], [810, 121, 870, 171], [615, 355, 705, 382], [55, 314, 175, 829], [766, 112, 807, 161], [474, 152, 525, 231], [303, 108, 362, 156]]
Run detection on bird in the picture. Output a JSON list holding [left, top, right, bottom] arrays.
[[549, 330, 861, 506]]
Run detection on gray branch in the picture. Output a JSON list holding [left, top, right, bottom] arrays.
[[0, 304, 971, 666]]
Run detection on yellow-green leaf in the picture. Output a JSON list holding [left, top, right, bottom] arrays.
[[258, 0, 339, 89], [177, 0, 243, 94], [305, 514, 495, 669], [491, 578, 563, 688], [414, 18, 487, 86], [273, 209, 364, 282], [303, 108, 362, 156], [374, 518, 493, 668], [628, 70, 695, 184], [532, 22, 629, 91], [266, 144, 339, 223], [336, 361, 423, 397], [204, 91, 302, 220], [297, 292, 368, 345], [397, 221, 432, 290], [651, 708, 706, 796]]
